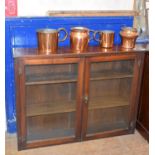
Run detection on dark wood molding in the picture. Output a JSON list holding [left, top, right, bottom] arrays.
[[47, 10, 139, 17], [136, 52, 149, 141]]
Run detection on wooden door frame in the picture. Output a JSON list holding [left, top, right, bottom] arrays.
[[16, 57, 84, 149], [81, 54, 143, 140], [15, 59, 27, 150], [128, 53, 145, 132]]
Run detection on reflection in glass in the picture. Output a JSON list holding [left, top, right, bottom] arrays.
[[87, 60, 134, 135], [25, 63, 78, 141]]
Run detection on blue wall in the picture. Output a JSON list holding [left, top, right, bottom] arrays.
[[5, 16, 133, 133]]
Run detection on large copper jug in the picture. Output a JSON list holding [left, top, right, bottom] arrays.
[[37, 28, 68, 54], [70, 27, 94, 53]]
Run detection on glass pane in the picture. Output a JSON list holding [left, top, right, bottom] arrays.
[[25, 64, 78, 83], [90, 60, 134, 80], [25, 63, 78, 141], [87, 60, 134, 135], [27, 112, 75, 141]]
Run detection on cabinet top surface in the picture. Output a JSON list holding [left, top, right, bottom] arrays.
[[13, 44, 149, 59]]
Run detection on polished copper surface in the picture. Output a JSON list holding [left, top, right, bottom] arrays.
[[121, 27, 137, 33], [94, 30, 114, 48], [100, 47, 113, 52], [37, 28, 67, 55], [70, 27, 94, 53], [120, 27, 138, 49]]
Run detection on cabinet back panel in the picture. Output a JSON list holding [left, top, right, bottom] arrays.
[[90, 78, 132, 100], [118, 78, 132, 99], [89, 59, 134, 103], [25, 64, 78, 82], [27, 112, 75, 141], [90, 60, 134, 75], [90, 80, 120, 98], [26, 83, 77, 105], [87, 106, 129, 134]]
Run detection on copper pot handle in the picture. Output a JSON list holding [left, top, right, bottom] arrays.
[[93, 31, 101, 42], [89, 30, 95, 41], [58, 28, 68, 42]]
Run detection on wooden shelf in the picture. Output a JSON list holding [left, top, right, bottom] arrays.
[[26, 72, 133, 85], [27, 96, 128, 117], [27, 128, 75, 141], [47, 10, 139, 17], [27, 101, 76, 117], [89, 96, 129, 110], [90, 72, 133, 81], [87, 121, 128, 135], [26, 74, 77, 85], [26, 79, 77, 85]]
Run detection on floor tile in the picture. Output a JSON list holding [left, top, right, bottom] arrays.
[[6, 131, 149, 155]]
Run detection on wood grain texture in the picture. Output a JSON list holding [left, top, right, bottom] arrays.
[[136, 52, 149, 141], [27, 101, 76, 117], [13, 44, 149, 58], [47, 10, 139, 17]]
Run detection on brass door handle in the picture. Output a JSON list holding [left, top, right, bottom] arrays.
[[84, 96, 89, 105]]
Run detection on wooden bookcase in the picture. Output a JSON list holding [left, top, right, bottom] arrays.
[[14, 45, 148, 150]]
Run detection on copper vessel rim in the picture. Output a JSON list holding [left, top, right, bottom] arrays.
[[71, 26, 89, 31], [121, 27, 137, 32], [37, 29, 58, 33], [100, 30, 115, 33], [120, 31, 138, 37]]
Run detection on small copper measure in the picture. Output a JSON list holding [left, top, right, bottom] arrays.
[[94, 30, 115, 48]]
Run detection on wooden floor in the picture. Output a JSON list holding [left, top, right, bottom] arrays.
[[6, 130, 148, 155]]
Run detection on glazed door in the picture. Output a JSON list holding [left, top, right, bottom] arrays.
[[82, 55, 142, 139], [18, 58, 84, 149]]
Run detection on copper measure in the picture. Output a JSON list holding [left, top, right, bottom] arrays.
[[37, 28, 68, 54], [70, 27, 94, 53], [94, 30, 115, 48], [120, 27, 138, 49]]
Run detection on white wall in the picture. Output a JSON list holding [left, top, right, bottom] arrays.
[[18, 0, 134, 16]]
